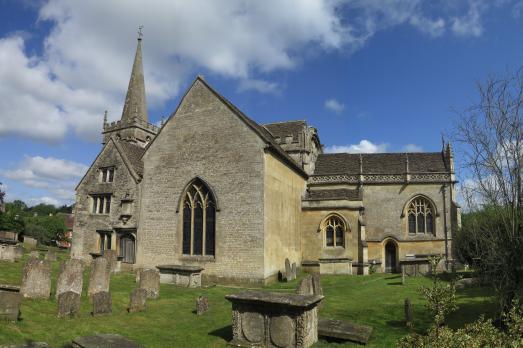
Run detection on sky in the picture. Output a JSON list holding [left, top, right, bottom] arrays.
[[0, 0, 522, 207]]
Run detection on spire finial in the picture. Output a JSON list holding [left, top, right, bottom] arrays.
[[103, 110, 108, 128], [138, 25, 144, 40]]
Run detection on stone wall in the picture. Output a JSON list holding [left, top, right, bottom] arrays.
[[138, 79, 267, 283], [72, 140, 140, 261], [301, 209, 360, 263], [263, 152, 306, 279]]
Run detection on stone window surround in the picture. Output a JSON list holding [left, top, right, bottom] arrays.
[[96, 230, 113, 253], [180, 179, 216, 257], [319, 213, 348, 249], [90, 194, 112, 215], [99, 167, 115, 183], [404, 195, 437, 236]]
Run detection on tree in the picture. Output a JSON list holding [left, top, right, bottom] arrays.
[[454, 67, 523, 314], [0, 182, 5, 213]]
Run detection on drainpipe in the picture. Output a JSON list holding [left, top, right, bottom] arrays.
[[441, 184, 449, 270]]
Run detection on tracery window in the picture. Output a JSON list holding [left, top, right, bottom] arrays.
[[407, 197, 435, 234], [322, 215, 345, 247], [182, 179, 216, 256]]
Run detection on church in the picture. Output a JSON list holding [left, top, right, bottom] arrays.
[[72, 36, 460, 285]]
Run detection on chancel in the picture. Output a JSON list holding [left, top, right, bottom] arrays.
[[72, 34, 460, 285]]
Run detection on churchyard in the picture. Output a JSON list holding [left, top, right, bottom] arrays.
[[0, 246, 496, 347]]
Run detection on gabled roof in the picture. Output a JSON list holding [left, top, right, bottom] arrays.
[[313, 152, 449, 176], [263, 120, 307, 142], [142, 76, 308, 179], [75, 137, 144, 190]]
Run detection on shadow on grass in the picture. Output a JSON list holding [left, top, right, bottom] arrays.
[[208, 325, 233, 342], [387, 282, 403, 286], [386, 319, 406, 328]]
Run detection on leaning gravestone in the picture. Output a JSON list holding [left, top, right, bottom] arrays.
[[291, 262, 297, 280], [102, 250, 118, 273], [0, 286, 22, 321], [58, 291, 81, 318], [56, 259, 84, 299], [92, 291, 112, 316], [318, 318, 373, 345], [128, 288, 148, 313], [44, 249, 57, 262], [138, 269, 160, 299], [72, 334, 142, 348], [29, 250, 39, 259], [196, 296, 209, 315], [284, 258, 292, 282], [20, 258, 52, 299], [88, 258, 110, 297]]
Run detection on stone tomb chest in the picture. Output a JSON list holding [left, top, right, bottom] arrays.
[[156, 265, 203, 288], [226, 291, 323, 348]]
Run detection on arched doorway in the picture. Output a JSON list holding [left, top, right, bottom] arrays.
[[119, 233, 135, 264], [385, 241, 397, 273]]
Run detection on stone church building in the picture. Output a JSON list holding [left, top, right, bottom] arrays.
[[72, 37, 460, 284]]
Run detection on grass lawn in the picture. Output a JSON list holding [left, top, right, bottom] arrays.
[[0, 247, 497, 347]]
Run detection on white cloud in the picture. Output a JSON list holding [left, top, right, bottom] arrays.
[[27, 196, 61, 207], [451, 0, 485, 37], [0, 0, 508, 144], [325, 140, 389, 153], [403, 143, 423, 152], [0, 156, 87, 205], [324, 98, 345, 114]]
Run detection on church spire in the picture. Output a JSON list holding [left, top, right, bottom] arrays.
[[121, 27, 148, 123]]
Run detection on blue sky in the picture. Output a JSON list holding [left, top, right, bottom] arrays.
[[0, 0, 522, 206]]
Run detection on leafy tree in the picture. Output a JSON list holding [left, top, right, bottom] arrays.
[[28, 203, 58, 217], [5, 200, 28, 215], [23, 215, 66, 245], [0, 182, 5, 207]]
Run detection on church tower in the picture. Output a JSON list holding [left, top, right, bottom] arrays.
[[102, 30, 158, 146]]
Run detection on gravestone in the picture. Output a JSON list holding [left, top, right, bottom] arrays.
[[312, 274, 323, 296], [455, 277, 480, 289], [20, 258, 52, 299], [58, 291, 81, 318], [296, 275, 314, 295], [102, 250, 118, 273], [135, 268, 143, 283], [72, 334, 142, 348], [138, 268, 160, 299], [88, 258, 110, 297], [401, 266, 406, 285], [226, 291, 323, 348], [404, 298, 413, 328], [56, 259, 84, 299], [0, 287, 21, 321], [128, 288, 147, 313], [92, 291, 112, 316], [0, 342, 49, 348], [284, 258, 292, 282], [29, 250, 39, 259], [44, 250, 56, 262], [291, 262, 297, 280], [14, 245, 24, 260], [196, 296, 209, 315], [318, 318, 373, 345]]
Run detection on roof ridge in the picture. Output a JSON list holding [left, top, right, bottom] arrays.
[[263, 120, 306, 125]]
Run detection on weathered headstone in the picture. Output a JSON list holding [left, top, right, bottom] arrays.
[[404, 298, 413, 328], [284, 258, 292, 281], [72, 334, 142, 348], [29, 250, 39, 259], [88, 257, 110, 297], [291, 262, 297, 280], [102, 250, 118, 273], [401, 266, 406, 285], [0, 287, 21, 321], [138, 268, 160, 299], [56, 259, 84, 299], [318, 318, 373, 345], [135, 268, 143, 283], [58, 291, 81, 318], [92, 291, 112, 316], [296, 275, 314, 295], [128, 288, 147, 313], [312, 274, 323, 296], [196, 296, 209, 315], [0, 342, 49, 348], [14, 245, 24, 261], [44, 249, 57, 262], [20, 258, 52, 299], [455, 277, 480, 290]]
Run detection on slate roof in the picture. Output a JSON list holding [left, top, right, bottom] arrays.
[[118, 141, 146, 176], [313, 153, 449, 175], [304, 188, 362, 201], [263, 120, 307, 142]]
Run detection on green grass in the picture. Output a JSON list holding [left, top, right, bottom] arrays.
[[0, 249, 496, 347]]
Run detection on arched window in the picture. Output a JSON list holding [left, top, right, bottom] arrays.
[[181, 179, 216, 256], [322, 215, 345, 247], [407, 197, 435, 234]]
